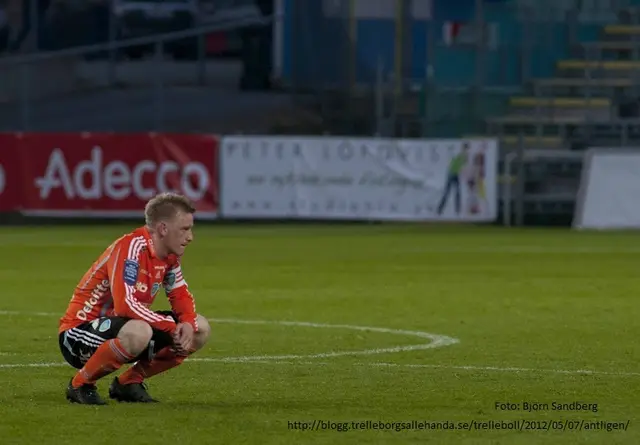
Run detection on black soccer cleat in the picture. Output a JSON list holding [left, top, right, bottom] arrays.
[[66, 379, 107, 405], [109, 377, 159, 403]]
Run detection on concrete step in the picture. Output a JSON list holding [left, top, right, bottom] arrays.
[[485, 114, 604, 136], [530, 77, 634, 96], [485, 109, 640, 143], [488, 115, 589, 125], [465, 134, 564, 150], [602, 24, 640, 37], [599, 24, 640, 47], [573, 41, 640, 58], [556, 59, 640, 77], [509, 96, 610, 107], [576, 41, 640, 51], [532, 77, 632, 87], [484, 116, 640, 141], [508, 97, 612, 120]]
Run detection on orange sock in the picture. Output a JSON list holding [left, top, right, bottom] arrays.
[[72, 338, 135, 388], [118, 347, 189, 385]]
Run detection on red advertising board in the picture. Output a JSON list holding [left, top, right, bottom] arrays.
[[0, 133, 219, 218], [0, 135, 20, 212]]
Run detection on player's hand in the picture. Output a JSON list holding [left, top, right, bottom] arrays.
[[172, 322, 194, 356]]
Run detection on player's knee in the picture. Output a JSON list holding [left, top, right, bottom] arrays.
[[117, 319, 153, 355], [192, 314, 211, 350]]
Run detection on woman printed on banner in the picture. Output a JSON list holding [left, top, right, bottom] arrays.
[[464, 143, 487, 216]]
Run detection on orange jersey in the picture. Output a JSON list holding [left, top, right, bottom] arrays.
[[59, 226, 198, 334]]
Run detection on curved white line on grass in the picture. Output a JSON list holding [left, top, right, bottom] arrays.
[[0, 310, 459, 362], [184, 360, 640, 377], [210, 318, 458, 361], [4, 310, 639, 377]]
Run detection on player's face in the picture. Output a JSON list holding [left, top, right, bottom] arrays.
[[161, 211, 194, 257]]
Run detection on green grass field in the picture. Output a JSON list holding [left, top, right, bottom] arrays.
[[0, 223, 639, 444]]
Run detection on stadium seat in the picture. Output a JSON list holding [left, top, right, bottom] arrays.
[[479, 3, 640, 154]]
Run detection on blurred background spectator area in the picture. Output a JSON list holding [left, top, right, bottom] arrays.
[[0, 0, 260, 56]]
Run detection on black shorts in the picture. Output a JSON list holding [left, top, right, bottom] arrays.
[[58, 310, 178, 369]]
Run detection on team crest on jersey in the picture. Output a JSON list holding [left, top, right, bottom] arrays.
[[123, 260, 139, 285], [151, 282, 161, 297], [164, 271, 176, 287], [135, 282, 148, 293]]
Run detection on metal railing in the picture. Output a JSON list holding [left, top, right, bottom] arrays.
[[0, 13, 273, 66], [502, 148, 585, 226], [0, 12, 277, 131]]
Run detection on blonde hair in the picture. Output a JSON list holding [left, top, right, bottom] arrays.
[[144, 192, 196, 226]]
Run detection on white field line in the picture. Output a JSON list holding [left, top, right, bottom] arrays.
[[0, 310, 62, 317], [1, 359, 640, 378], [0, 310, 638, 377], [396, 246, 640, 254], [0, 309, 459, 363], [0, 310, 459, 359]]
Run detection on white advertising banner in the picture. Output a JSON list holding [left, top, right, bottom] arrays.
[[220, 136, 498, 221], [574, 148, 640, 230]]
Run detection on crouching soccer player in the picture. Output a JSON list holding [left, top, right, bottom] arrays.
[[57, 192, 212, 405]]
